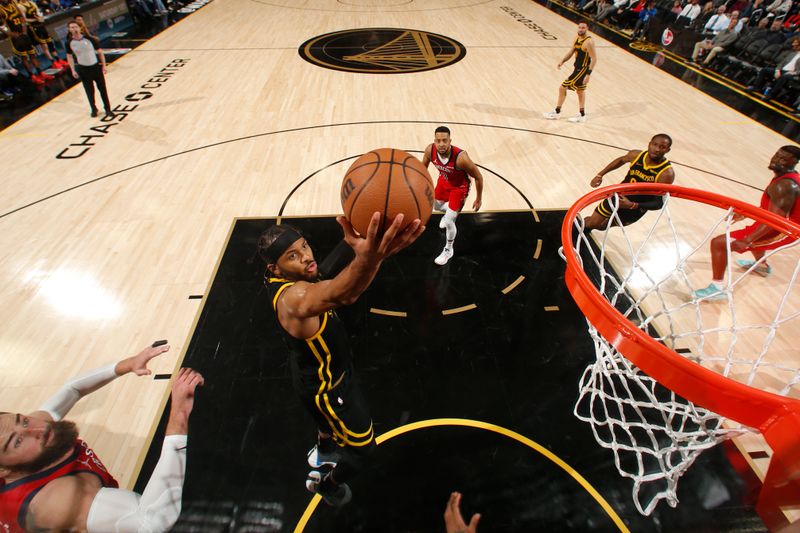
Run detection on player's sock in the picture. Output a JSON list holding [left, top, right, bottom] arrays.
[[710, 280, 723, 290], [580, 108, 585, 116], [555, 106, 561, 113], [445, 240, 454, 252]]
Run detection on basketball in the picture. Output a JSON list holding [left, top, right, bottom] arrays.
[[340, 147, 434, 236]]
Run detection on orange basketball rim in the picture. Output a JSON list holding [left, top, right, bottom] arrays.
[[560, 182, 800, 511]]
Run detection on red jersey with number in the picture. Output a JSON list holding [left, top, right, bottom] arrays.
[[431, 145, 469, 188], [761, 172, 800, 222], [0, 440, 118, 532]]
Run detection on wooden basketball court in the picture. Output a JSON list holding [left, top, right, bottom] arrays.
[[1, 0, 797, 530]]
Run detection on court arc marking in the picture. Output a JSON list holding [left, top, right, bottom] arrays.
[[294, 418, 630, 532], [501, 275, 526, 294], [534, 238, 543, 259], [0, 119, 750, 221], [441, 303, 478, 315], [369, 308, 407, 317]]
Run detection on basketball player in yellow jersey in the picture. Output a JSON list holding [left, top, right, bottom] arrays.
[[18, 0, 67, 69], [583, 134, 675, 231], [543, 21, 597, 123]]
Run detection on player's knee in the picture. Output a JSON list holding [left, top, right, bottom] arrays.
[[585, 212, 603, 229], [711, 234, 727, 249], [441, 208, 458, 237]]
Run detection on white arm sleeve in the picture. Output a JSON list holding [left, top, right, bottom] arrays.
[[86, 435, 187, 533], [39, 363, 119, 421]]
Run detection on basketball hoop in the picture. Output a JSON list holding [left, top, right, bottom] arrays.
[[560, 183, 800, 516]]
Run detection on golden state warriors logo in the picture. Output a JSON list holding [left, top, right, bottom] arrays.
[[629, 41, 662, 52], [299, 28, 466, 74]]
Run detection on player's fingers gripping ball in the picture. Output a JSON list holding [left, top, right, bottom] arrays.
[[341, 147, 434, 236]]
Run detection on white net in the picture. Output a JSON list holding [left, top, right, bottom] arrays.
[[564, 190, 800, 516]]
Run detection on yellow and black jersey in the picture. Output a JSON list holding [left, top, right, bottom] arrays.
[[0, 2, 24, 33], [622, 150, 672, 184], [572, 35, 591, 69], [596, 150, 672, 220], [17, 0, 39, 23], [266, 277, 354, 393]]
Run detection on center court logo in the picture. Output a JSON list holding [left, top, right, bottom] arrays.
[[298, 28, 466, 74]]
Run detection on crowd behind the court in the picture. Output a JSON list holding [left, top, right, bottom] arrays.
[[0, 0, 171, 102], [568, 0, 800, 111]]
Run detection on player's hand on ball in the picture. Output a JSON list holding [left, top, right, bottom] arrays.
[[337, 212, 423, 262], [378, 213, 424, 258]]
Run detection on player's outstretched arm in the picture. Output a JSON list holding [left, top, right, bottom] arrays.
[[33, 342, 171, 421], [282, 213, 424, 320], [590, 150, 639, 187], [165, 367, 204, 435], [25, 368, 203, 533]]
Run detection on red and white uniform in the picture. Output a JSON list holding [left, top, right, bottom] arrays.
[[0, 440, 118, 533], [732, 172, 800, 251], [432, 145, 471, 211]]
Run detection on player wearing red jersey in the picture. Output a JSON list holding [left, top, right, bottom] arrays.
[[0, 342, 203, 532], [422, 126, 485, 265], [694, 146, 800, 301]]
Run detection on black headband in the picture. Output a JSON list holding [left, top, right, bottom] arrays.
[[262, 227, 303, 264]]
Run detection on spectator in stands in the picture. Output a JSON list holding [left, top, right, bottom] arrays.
[[738, 16, 774, 47], [618, 0, 647, 28], [633, 0, 658, 39], [704, 5, 732, 34], [766, 0, 792, 19], [764, 17, 789, 43], [0, 51, 23, 100], [729, 10, 746, 31], [747, 36, 800, 99], [676, 0, 703, 27], [783, 11, 800, 29], [596, 0, 632, 23], [670, 0, 684, 15], [693, 1, 718, 29], [690, 18, 740, 64], [730, 0, 752, 15], [746, 0, 768, 25], [579, 0, 601, 13]]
